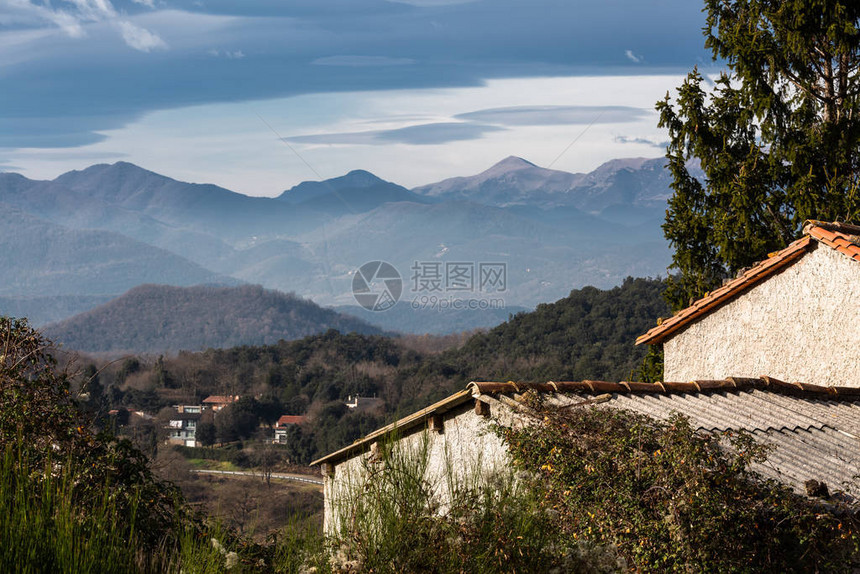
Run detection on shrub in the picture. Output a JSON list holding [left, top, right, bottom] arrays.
[[502, 400, 860, 573], [327, 432, 609, 573]]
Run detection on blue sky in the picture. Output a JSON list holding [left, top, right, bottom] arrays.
[[1, 0, 713, 195]]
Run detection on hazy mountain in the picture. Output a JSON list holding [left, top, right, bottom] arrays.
[[412, 155, 689, 217], [334, 304, 530, 335], [0, 204, 232, 298], [277, 200, 671, 308], [0, 163, 310, 254], [278, 169, 429, 216], [43, 284, 383, 353], [0, 295, 113, 327], [0, 158, 678, 331], [412, 156, 582, 207]]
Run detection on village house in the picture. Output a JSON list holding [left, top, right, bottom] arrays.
[[312, 221, 860, 533], [344, 395, 383, 412], [637, 220, 860, 386], [166, 411, 201, 447], [202, 395, 239, 412], [273, 415, 306, 444]]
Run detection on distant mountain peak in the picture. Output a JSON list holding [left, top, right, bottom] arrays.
[[335, 169, 387, 188], [489, 156, 538, 171]]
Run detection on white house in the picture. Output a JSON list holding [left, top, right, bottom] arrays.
[[273, 414, 306, 444], [637, 220, 860, 386], [166, 412, 201, 447], [313, 379, 860, 532]]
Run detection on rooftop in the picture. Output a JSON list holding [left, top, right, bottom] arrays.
[[637, 220, 860, 346], [313, 378, 860, 499], [276, 415, 306, 426]]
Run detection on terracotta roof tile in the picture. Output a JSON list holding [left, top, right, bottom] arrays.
[[277, 415, 306, 426], [637, 220, 860, 345], [203, 395, 238, 404], [470, 378, 860, 400]]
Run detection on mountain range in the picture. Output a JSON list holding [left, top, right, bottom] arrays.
[[0, 155, 691, 342]]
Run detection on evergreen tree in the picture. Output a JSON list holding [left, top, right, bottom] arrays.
[[658, 0, 860, 310]]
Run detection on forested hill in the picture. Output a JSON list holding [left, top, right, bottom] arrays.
[[78, 278, 668, 462], [449, 277, 668, 383], [391, 277, 669, 409], [43, 284, 382, 353]]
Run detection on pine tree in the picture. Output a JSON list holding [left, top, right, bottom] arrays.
[[658, 0, 860, 310]]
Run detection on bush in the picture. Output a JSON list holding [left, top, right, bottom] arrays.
[[326, 432, 607, 573], [502, 399, 860, 573]]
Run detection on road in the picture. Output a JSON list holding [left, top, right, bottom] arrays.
[[191, 468, 323, 486]]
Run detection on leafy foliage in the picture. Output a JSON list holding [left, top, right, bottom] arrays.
[[0, 317, 184, 549], [658, 0, 860, 310], [502, 401, 860, 572], [326, 433, 614, 573], [446, 277, 668, 383]]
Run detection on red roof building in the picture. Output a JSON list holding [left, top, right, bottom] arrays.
[[638, 220, 860, 386]]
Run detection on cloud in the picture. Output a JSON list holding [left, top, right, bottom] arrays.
[[311, 55, 415, 67], [614, 135, 668, 149], [209, 48, 245, 59], [455, 105, 649, 126], [625, 49, 642, 63], [131, 0, 156, 7], [7, 1, 166, 51], [118, 20, 167, 51], [384, 0, 481, 5], [285, 122, 503, 146]]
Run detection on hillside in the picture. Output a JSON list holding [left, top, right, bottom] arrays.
[[448, 276, 668, 383], [44, 284, 383, 353], [0, 205, 231, 297], [82, 277, 668, 461]]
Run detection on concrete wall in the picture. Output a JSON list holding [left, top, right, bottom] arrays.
[[322, 400, 518, 533], [664, 244, 860, 386]]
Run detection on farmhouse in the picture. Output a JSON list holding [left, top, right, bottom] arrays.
[[313, 220, 860, 532], [637, 220, 860, 386], [313, 379, 860, 531]]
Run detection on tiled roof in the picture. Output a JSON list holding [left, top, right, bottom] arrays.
[[277, 415, 306, 426], [203, 395, 238, 404], [314, 378, 860, 499], [637, 220, 860, 345]]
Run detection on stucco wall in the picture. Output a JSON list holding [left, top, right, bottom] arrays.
[[664, 244, 860, 386], [322, 400, 517, 533]]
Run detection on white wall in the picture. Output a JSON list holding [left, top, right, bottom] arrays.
[[664, 245, 860, 386], [322, 401, 516, 533]]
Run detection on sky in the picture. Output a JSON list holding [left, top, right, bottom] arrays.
[[0, 0, 715, 196]]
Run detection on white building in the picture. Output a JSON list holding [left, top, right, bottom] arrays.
[[313, 380, 860, 533], [637, 221, 860, 386]]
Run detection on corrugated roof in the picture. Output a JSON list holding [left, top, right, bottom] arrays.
[[636, 220, 860, 345], [314, 378, 860, 499]]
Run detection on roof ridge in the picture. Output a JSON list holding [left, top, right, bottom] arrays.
[[470, 377, 860, 401], [804, 220, 860, 235]]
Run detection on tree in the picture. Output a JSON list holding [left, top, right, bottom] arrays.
[[196, 420, 217, 446], [658, 0, 860, 310]]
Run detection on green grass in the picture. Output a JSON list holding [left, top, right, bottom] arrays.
[[0, 446, 141, 574]]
